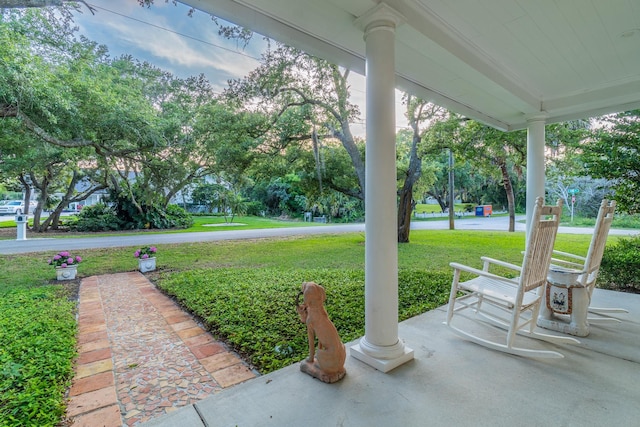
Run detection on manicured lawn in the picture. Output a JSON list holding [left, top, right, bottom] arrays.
[[0, 228, 600, 426]]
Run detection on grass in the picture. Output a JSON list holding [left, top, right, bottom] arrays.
[[0, 228, 604, 426], [167, 215, 321, 232], [1, 230, 602, 293]]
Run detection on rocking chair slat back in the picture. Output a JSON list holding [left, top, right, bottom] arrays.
[[583, 199, 616, 289], [521, 201, 563, 294]]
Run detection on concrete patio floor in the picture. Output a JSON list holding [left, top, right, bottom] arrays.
[[144, 288, 640, 427]]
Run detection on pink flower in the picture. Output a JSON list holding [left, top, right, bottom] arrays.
[[141, 254, 149, 259], [134, 250, 140, 258], [49, 251, 82, 269], [150, 247, 157, 253]]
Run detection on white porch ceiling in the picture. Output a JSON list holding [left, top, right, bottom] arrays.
[[184, 0, 640, 131]]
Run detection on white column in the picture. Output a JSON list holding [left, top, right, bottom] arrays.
[[351, 3, 413, 373], [526, 116, 547, 239]]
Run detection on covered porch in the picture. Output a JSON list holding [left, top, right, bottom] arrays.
[[175, 0, 640, 372], [146, 288, 640, 426]]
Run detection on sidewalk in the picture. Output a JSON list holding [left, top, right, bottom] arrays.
[[2, 217, 637, 255], [66, 272, 256, 426]]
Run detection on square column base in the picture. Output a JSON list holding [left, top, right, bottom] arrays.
[[350, 343, 414, 373]]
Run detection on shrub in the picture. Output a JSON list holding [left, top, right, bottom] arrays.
[[58, 215, 78, 229], [599, 235, 640, 292], [244, 201, 265, 216], [136, 204, 194, 230], [72, 203, 122, 232], [75, 201, 193, 231], [163, 204, 194, 229]]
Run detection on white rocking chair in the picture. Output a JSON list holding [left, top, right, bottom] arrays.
[[548, 199, 627, 319], [445, 197, 579, 358]]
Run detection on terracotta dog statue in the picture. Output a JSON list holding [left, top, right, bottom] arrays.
[[296, 281, 346, 383]]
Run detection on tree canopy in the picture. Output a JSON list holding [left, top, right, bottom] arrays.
[[2, 6, 636, 236], [583, 111, 640, 213]]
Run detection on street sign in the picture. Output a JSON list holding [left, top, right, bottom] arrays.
[[567, 188, 579, 194]]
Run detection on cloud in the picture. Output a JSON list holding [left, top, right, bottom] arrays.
[[74, 0, 263, 88], [72, 1, 407, 138]]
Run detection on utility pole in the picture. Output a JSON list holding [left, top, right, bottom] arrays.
[[448, 148, 455, 230]]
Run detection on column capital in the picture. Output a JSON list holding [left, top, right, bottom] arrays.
[[354, 2, 406, 34], [525, 112, 549, 123]]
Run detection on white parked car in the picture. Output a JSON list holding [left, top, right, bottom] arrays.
[[0, 200, 37, 215]]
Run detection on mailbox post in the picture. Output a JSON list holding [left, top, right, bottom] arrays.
[[15, 214, 28, 240]]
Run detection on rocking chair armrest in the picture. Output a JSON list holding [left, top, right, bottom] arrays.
[[549, 258, 584, 269], [449, 262, 519, 286], [480, 256, 522, 273], [552, 250, 586, 262]]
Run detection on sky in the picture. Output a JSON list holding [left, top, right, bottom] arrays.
[[72, 0, 265, 93], [71, 0, 409, 137]]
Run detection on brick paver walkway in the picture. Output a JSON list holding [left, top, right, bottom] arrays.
[[67, 272, 256, 426]]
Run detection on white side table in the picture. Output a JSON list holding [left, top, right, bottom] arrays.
[[537, 267, 590, 337]]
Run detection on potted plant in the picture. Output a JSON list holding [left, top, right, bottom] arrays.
[[48, 251, 82, 281], [135, 246, 157, 272]]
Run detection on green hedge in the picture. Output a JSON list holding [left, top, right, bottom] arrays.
[[599, 235, 640, 292], [156, 267, 451, 373], [0, 287, 77, 427]]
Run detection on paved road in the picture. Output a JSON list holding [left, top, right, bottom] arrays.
[[0, 215, 636, 255]]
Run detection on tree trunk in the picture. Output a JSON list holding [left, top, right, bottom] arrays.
[[18, 175, 32, 216], [312, 129, 324, 193], [28, 170, 51, 232], [397, 127, 423, 243], [397, 186, 413, 243], [41, 205, 65, 231], [33, 187, 48, 231], [334, 120, 365, 200], [18, 174, 33, 231], [499, 161, 516, 232], [427, 189, 448, 213]]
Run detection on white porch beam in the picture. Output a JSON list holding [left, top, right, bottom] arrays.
[[350, 3, 414, 373]]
